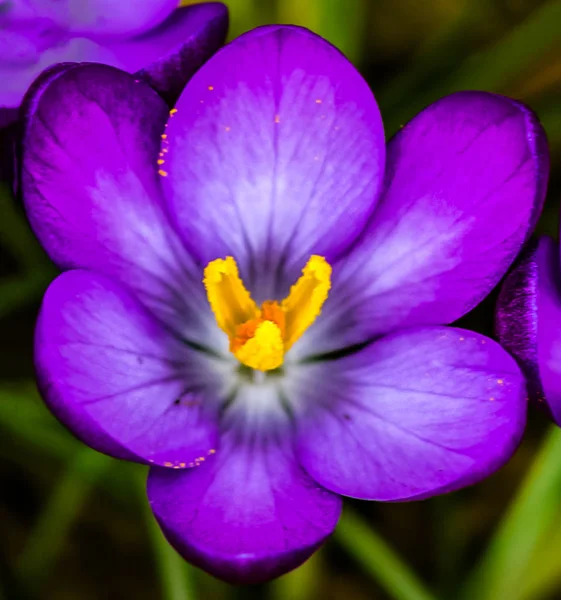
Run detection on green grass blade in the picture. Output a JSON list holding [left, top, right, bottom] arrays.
[[0, 385, 79, 458], [17, 449, 111, 590], [271, 550, 322, 600], [335, 508, 436, 600], [442, 0, 561, 93], [0, 184, 49, 272], [383, 0, 561, 136], [277, 0, 367, 63], [0, 271, 51, 318], [517, 516, 561, 600], [460, 427, 561, 600], [139, 472, 196, 600]]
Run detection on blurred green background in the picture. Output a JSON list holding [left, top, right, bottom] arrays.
[[2, 1, 561, 599]]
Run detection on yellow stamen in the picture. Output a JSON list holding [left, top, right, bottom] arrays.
[[203, 257, 258, 337], [203, 255, 331, 371], [282, 255, 331, 350], [234, 320, 284, 371]]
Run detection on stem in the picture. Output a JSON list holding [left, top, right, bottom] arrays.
[[335, 508, 436, 600], [460, 426, 561, 600], [271, 550, 322, 600], [139, 472, 196, 600]]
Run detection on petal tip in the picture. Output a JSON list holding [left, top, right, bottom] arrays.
[[147, 434, 342, 584], [294, 326, 526, 501], [154, 515, 335, 584]]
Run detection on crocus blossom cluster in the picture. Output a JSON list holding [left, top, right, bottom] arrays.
[[21, 24, 548, 583]]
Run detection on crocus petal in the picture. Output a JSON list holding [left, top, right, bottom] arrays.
[[148, 388, 341, 584], [290, 327, 525, 501], [496, 236, 561, 424], [298, 92, 549, 356], [27, 0, 177, 38], [133, 3, 229, 106], [163, 25, 385, 299], [36, 270, 223, 466], [21, 63, 218, 346], [9, 63, 77, 194]]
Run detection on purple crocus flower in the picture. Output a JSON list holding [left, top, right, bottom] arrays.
[[497, 235, 561, 424], [22, 26, 548, 584]]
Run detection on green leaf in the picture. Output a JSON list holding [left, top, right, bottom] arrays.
[[382, 0, 561, 136], [335, 508, 436, 600], [378, 0, 493, 109], [0, 384, 79, 458], [0, 184, 55, 318], [271, 549, 322, 600], [0, 271, 51, 318], [0, 184, 50, 272], [0, 384, 136, 504], [139, 471, 196, 600], [536, 101, 561, 150], [17, 448, 111, 590], [317, 0, 368, 64], [460, 427, 561, 600], [517, 514, 561, 600], [276, 0, 367, 63], [440, 0, 561, 93]]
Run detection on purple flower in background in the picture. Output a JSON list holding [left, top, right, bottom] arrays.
[[0, 0, 228, 108], [22, 26, 548, 584], [0, 1, 228, 183], [497, 236, 561, 425]]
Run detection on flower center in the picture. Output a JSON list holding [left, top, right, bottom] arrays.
[[203, 255, 331, 371]]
